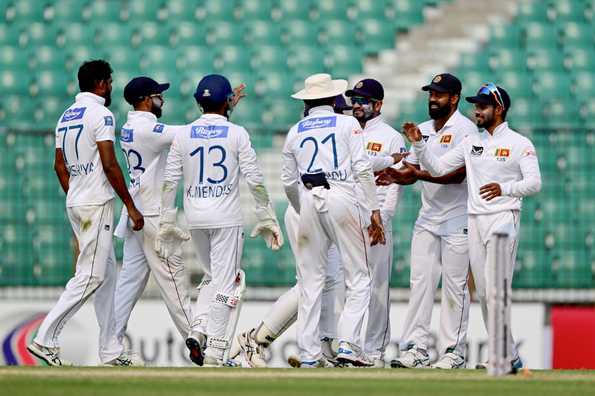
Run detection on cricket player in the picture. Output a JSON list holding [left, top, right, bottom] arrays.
[[27, 60, 144, 366], [380, 74, 477, 369], [402, 83, 541, 371], [158, 74, 283, 367], [229, 96, 354, 368], [281, 73, 385, 368], [344, 78, 407, 368], [110, 76, 203, 362]]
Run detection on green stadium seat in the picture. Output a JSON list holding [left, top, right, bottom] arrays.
[[238, 0, 274, 20], [497, 71, 532, 98], [390, 0, 424, 30], [322, 19, 357, 46], [254, 71, 297, 98], [165, 0, 201, 21], [95, 23, 135, 47], [535, 71, 572, 98], [125, 1, 165, 22], [287, 46, 327, 76], [283, 19, 320, 45], [358, 19, 396, 54], [458, 52, 491, 71], [47, 0, 90, 22], [250, 45, 289, 72], [63, 46, 94, 72], [135, 21, 172, 46], [489, 48, 528, 71], [550, 0, 587, 21], [56, 23, 95, 48], [516, 1, 550, 23], [315, 0, 350, 20], [326, 45, 364, 77], [261, 99, 303, 130], [139, 46, 178, 72], [526, 48, 565, 71], [31, 45, 67, 70], [0, 45, 28, 69], [214, 45, 252, 72], [88, 0, 124, 22], [176, 46, 215, 75], [25, 22, 58, 46], [245, 20, 283, 46], [195, 0, 236, 21], [558, 22, 593, 47], [354, 0, 389, 19], [277, 0, 311, 20], [0, 70, 31, 94], [563, 47, 595, 70], [523, 22, 559, 48], [225, 69, 258, 98], [490, 23, 523, 47], [4, 0, 48, 23], [580, 100, 595, 128], [32, 70, 73, 97], [230, 99, 262, 129], [171, 21, 207, 46], [205, 21, 243, 46]]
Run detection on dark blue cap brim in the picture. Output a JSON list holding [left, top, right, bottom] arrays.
[[422, 83, 457, 93], [465, 94, 493, 105], [345, 88, 382, 101], [156, 83, 170, 93]]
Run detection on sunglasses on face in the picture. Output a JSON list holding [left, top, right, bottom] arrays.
[[350, 96, 374, 106], [478, 83, 504, 109]]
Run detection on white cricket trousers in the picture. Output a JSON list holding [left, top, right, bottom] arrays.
[[296, 188, 370, 361], [364, 214, 394, 360], [112, 215, 193, 341], [190, 226, 244, 358], [400, 222, 470, 357], [468, 211, 520, 361], [34, 199, 123, 363]]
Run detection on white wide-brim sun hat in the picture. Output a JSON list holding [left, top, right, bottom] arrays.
[[291, 73, 348, 100]]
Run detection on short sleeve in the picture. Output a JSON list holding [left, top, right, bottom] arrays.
[[94, 111, 116, 142]]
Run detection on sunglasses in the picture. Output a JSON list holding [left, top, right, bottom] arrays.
[[149, 93, 164, 100], [478, 83, 504, 108], [350, 96, 374, 106]]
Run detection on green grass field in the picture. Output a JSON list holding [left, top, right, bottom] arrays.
[[1, 367, 595, 396]]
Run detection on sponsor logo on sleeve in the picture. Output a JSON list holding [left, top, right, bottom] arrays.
[[297, 116, 336, 133], [153, 123, 164, 133], [104, 115, 113, 126], [60, 107, 86, 122], [191, 125, 229, 139], [522, 148, 536, 157], [121, 128, 133, 143], [471, 145, 484, 156]]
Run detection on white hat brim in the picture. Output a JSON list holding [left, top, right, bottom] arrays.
[[291, 80, 348, 100]]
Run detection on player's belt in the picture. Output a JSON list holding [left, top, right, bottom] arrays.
[[301, 172, 330, 190]]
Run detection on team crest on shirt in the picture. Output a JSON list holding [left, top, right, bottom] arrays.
[[104, 115, 113, 126], [121, 128, 133, 142], [366, 142, 383, 152], [471, 145, 484, 156], [439, 134, 452, 145], [494, 148, 510, 161], [153, 123, 164, 133], [422, 135, 430, 142], [191, 125, 229, 139], [61, 107, 86, 122]]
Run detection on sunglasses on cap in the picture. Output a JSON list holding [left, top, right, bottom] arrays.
[[350, 96, 377, 106], [478, 83, 504, 109]]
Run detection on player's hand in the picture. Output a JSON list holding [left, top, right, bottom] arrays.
[[368, 210, 386, 246], [480, 183, 502, 201], [251, 220, 284, 250], [155, 224, 191, 259], [390, 151, 409, 164], [376, 167, 417, 186], [402, 122, 422, 143], [231, 83, 247, 107], [127, 205, 144, 231]]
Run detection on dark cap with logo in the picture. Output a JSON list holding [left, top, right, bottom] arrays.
[[124, 76, 170, 105], [345, 78, 384, 101], [422, 73, 462, 94], [194, 74, 233, 106], [466, 84, 511, 110]]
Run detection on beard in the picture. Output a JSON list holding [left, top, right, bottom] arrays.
[[104, 91, 112, 107], [428, 102, 450, 119], [152, 102, 163, 118]]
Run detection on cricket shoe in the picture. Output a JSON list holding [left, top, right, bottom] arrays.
[[432, 352, 465, 369], [390, 348, 430, 368], [475, 356, 523, 373], [336, 341, 374, 367], [321, 337, 339, 366], [186, 331, 206, 366], [202, 355, 241, 368], [299, 357, 334, 368], [236, 329, 266, 368], [27, 342, 73, 366], [105, 351, 144, 366]]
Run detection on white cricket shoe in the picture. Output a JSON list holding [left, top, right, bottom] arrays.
[[432, 352, 465, 369], [336, 341, 374, 367], [236, 329, 267, 368], [105, 351, 144, 367], [299, 357, 333, 368], [390, 348, 430, 368], [321, 337, 339, 366], [27, 342, 73, 366]]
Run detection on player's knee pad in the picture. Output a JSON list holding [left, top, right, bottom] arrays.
[[214, 291, 240, 308]]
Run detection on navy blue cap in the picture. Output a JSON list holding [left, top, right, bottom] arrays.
[[466, 84, 511, 110], [422, 73, 462, 94], [194, 74, 233, 107], [345, 78, 384, 101], [124, 76, 169, 105], [333, 95, 352, 113]]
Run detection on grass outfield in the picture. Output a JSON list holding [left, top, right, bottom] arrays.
[[1, 367, 595, 396]]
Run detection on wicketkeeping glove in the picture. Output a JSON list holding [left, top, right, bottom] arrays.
[[155, 209, 191, 259], [250, 205, 284, 251]]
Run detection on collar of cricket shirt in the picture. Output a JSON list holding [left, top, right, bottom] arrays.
[[308, 105, 334, 115], [490, 121, 509, 138], [200, 113, 227, 121], [364, 114, 384, 130], [435, 109, 461, 134], [75, 91, 106, 106], [127, 110, 157, 123]]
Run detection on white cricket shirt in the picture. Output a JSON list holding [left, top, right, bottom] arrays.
[[55, 92, 115, 208], [413, 121, 542, 215]]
